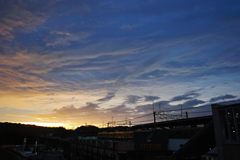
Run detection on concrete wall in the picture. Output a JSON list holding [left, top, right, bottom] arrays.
[[114, 142, 134, 151], [222, 144, 240, 160], [168, 138, 189, 151]]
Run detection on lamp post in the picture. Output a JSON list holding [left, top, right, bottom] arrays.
[[152, 101, 156, 130], [152, 100, 154, 112]]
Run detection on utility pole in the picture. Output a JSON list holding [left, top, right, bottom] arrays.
[[181, 105, 183, 116], [152, 101, 155, 112], [23, 138, 26, 151], [112, 116, 113, 127], [154, 111, 156, 130], [152, 101, 156, 130], [159, 103, 162, 122], [186, 111, 188, 119], [129, 121, 132, 130], [35, 141, 37, 154]]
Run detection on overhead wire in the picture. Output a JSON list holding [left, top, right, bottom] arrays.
[[114, 112, 153, 123], [163, 104, 211, 112], [112, 105, 211, 125], [109, 99, 240, 126], [188, 110, 212, 114], [130, 119, 154, 124], [129, 113, 153, 120]]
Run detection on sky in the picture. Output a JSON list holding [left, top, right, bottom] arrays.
[[0, 0, 240, 129]]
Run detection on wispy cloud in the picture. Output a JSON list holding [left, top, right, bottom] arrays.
[[120, 24, 140, 30], [169, 88, 204, 102], [209, 94, 237, 102], [0, 0, 240, 127], [139, 69, 169, 79], [97, 92, 116, 102], [124, 95, 142, 104], [0, 1, 47, 41], [171, 91, 200, 102], [45, 30, 92, 47], [182, 99, 205, 107], [144, 96, 160, 102]]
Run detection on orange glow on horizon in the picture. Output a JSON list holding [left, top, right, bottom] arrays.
[[20, 122, 74, 129], [20, 122, 103, 129]]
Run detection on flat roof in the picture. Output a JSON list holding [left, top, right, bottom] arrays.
[[133, 115, 212, 129]]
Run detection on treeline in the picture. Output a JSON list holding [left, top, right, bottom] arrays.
[[0, 122, 132, 146], [0, 122, 72, 145]]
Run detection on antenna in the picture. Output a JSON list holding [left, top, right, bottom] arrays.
[[152, 100, 155, 112], [181, 105, 183, 116]]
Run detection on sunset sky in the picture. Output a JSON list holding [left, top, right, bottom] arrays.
[[0, 0, 240, 129]]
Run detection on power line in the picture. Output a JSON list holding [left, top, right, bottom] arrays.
[[114, 113, 153, 123], [131, 119, 154, 124], [111, 106, 210, 125], [114, 119, 127, 122], [129, 113, 153, 120], [163, 104, 211, 112], [108, 99, 240, 127], [188, 110, 212, 114], [198, 89, 240, 100], [131, 118, 153, 123], [116, 120, 154, 126]]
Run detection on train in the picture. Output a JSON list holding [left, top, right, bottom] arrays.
[[98, 127, 202, 139], [98, 131, 133, 139]]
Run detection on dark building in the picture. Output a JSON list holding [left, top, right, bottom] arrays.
[[69, 101, 240, 160], [212, 101, 240, 160]]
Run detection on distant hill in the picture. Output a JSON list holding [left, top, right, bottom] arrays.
[[0, 122, 71, 145]]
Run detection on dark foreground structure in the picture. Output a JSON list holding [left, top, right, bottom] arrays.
[[1, 101, 239, 160], [70, 101, 240, 160]]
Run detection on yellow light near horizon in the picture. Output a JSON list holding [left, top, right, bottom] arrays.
[[20, 122, 74, 129], [20, 122, 104, 129]]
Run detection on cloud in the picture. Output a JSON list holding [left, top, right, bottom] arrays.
[[114, 76, 128, 87], [45, 31, 92, 47], [0, 52, 58, 94], [0, 1, 47, 41], [124, 95, 142, 104], [170, 89, 202, 102], [133, 97, 206, 114], [1, 0, 240, 128], [96, 75, 129, 103], [52, 105, 79, 115], [26, 103, 103, 125], [144, 96, 160, 102], [182, 99, 205, 107], [134, 100, 172, 113], [97, 92, 115, 102], [139, 69, 169, 79], [27, 102, 135, 126], [134, 104, 153, 113], [106, 104, 134, 114], [120, 24, 140, 30], [52, 102, 99, 114], [24, 94, 210, 127], [209, 94, 237, 102]]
